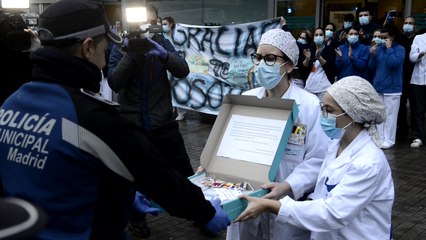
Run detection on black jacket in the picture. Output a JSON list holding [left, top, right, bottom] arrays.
[[0, 47, 214, 240]]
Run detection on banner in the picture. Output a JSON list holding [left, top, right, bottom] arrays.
[[169, 18, 281, 115]]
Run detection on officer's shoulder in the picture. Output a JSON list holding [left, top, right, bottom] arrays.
[[79, 88, 119, 106]]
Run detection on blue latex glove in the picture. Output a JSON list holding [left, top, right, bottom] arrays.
[[123, 37, 129, 48], [146, 37, 168, 60], [133, 192, 161, 216], [201, 198, 231, 235]]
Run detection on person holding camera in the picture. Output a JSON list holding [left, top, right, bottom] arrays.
[[107, 4, 197, 239], [0, 10, 33, 105], [0, 0, 230, 239]]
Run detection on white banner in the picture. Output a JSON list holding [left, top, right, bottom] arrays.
[[169, 18, 281, 115]]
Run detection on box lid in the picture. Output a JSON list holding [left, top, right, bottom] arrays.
[[200, 94, 299, 189]]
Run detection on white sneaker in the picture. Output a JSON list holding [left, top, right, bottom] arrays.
[[410, 139, 423, 148], [380, 142, 394, 149], [175, 114, 185, 121]]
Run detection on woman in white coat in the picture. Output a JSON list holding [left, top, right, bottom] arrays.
[[234, 76, 395, 240], [226, 29, 330, 240]]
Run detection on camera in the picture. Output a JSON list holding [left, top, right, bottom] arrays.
[[0, 0, 37, 52], [125, 21, 163, 54], [123, 7, 162, 54]]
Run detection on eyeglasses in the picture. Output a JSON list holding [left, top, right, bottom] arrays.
[[251, 53, 286, 66], [320, 102, 345, 118]]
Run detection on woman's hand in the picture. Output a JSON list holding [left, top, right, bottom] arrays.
[[195, 165, 205, 174], [233, 195, 281, 222], [261, 182, 291, 200]]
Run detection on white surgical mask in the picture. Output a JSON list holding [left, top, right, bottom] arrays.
[[403, 24, 414, 33], [372, 37, 384, 45], [343, 21, 352, 29], [347, 35, 359, 45], [314, 36, 324, 45], [325, 30, 334, 39], [162, 25, 170, 33], [297, 38, 307, 45], [254, 61, 288, 90], [359, 16, 370, 25]]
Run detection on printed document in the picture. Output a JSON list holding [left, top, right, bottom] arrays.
[[216, 114, 286, 165]]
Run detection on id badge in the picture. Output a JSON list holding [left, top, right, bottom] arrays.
[[288, 123, 307, 146]]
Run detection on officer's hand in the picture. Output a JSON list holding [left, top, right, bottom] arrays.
[[146, 37, 168, 60], [133, 192, 161, 216], [201, 198, 231, 235]]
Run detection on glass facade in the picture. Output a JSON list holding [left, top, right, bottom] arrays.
[[276, 0, 316, 31], [145, 0, 269, 25], [411, 0, 426, 29]]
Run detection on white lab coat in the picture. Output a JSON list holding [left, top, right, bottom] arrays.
[[277, 130, 394, 240], [409, 33, 426, 86], [226, 82, 330, 240]]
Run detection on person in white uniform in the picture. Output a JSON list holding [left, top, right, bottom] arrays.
[[234, 76, 395, 240], [226, 28, 330, 240]]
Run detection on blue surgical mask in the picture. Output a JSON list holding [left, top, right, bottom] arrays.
[[162, 25, 170, 33], [254, 60, 288, 90], [297, 38, 307, 45], [343, 21, 352, 29], [359, 16, 370, 25], [372, 37, 383, 45], [325, 30, 333, 39], [320, 113, 350, 139], [403, 24, 414, 33], [347, 35, 359, 45], [314, 36, 324, 45]]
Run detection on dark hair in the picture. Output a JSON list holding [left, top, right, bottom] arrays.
[[298, 29, 313, 44], [350, 25, 361, 33], [358, 7, 371, 15], [344, 13, 355, 22], [381, 25, 397, 38], [325, 22, 336, 31], [313, 27, 324, 35], [404, 16, 416, 24], [146, 5, 159, 18], [163, 16, 176, 31]]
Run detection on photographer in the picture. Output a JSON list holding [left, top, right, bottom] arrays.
[[108, 5, 197, 239], [0, 10, 33, 105]]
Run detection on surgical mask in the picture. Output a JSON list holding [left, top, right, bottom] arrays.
[[325, 30, 333, 39], [162, 25, 170, 33], [314, 36, 324, 45], [320, 113, 350, 139], [343, 21, 352, 29], [347, 35, 359, 45], [254, 60, 288, 90], [297, 38, 307, 45], [403, 24, 414, 33], [359, 16, 370, 25], [372, 37, 384, 45]]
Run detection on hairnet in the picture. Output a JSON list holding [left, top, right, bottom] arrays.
[[259, 29, 299, 66], [327, 76, 385, 124]]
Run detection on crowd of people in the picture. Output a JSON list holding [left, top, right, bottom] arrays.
[[0, 0, 425, 239], [280, 9, 426, 150]]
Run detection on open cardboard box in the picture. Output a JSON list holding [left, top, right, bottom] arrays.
[[190, 94, 299, 221]]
